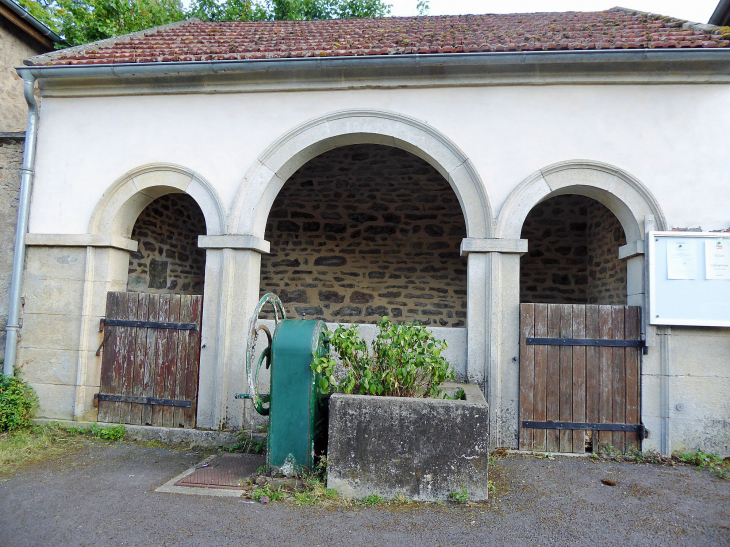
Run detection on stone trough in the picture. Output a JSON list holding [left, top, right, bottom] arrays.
[[326, 383, 489, 501]]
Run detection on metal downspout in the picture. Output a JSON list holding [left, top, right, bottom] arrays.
[[3, 76, 38, 376]]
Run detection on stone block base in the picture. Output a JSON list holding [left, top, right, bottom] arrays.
[[326, 383, 489, 501]]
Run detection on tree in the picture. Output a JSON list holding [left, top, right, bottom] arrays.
[[12, 0, 392, 47]]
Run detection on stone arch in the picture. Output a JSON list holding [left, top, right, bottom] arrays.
[[496, 160, 666, 242], [89, 163, 226, 238], [229, 109, 493, 239]]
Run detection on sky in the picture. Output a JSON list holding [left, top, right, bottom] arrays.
[[388, 1, 720, 24]]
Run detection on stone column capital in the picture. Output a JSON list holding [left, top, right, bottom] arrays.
[[197, 235, 270, 254], [460, 238, 528, 256]]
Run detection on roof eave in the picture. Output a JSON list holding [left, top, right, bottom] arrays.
[[16, 48, 730, 96]]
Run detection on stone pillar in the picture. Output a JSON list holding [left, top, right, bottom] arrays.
[[197, 235, 269, 430], [17, 235, 136, 421], [461, 238, 527, 449]]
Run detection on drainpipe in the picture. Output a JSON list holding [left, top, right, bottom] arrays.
[[3, 75, 38, 376]]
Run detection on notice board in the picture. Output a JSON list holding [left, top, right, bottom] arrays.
[[649, 231, 730, 327]]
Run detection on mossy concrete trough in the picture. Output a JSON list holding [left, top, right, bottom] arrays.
[[326, 383, 489, 501]]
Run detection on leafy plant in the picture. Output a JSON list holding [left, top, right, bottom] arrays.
[[312, 317, 454, 398], [0, 373, 38, 432], [449, 488, 468, 503]]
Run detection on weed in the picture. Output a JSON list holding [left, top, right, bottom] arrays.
[[673, 449, 729, 480], [250, 483, 287, 503], [449, 488, 468, 503], [359, 494, 384, 506], [291, 481, 340, 506], [0, 424, 87, 475], [226, 430, 265, 454], [394, 492, 409, 504], [674, 449, 722, 468], [487, 480, 496, 496], [89, 423, 126, 441]]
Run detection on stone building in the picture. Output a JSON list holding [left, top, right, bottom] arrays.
[[0, 0, 61, 360], [6, 8, 730, 455]]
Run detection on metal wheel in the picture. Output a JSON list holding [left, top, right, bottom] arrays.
[[245, 293, 286, 416]]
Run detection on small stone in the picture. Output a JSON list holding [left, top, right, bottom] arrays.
[[314, 256, 347, 267], [260, 495, 270, 504], [350, 291, 374, 304]]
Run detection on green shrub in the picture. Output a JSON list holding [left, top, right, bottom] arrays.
[[312, 317, 454, 398], [0, 373, 38, 432]]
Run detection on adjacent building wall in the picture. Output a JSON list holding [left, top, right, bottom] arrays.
[[1, 15, 53, 363], [1, 17, 44, 133]]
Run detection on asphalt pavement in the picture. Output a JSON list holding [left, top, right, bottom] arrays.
[[1, 442, 728, 546]]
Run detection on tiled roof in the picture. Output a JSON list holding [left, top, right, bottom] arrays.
[[30, 7, 730, 66]]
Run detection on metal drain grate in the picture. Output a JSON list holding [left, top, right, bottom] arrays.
[[176, 453, 265, 489]]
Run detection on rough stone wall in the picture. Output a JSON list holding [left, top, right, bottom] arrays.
[[0, 136, 23, 359], [260, 144, 467, 327], [586, 200, 627, 304], [520, 195, 626, 305], [127, 194, 206, 294], [1, 19, 46, 132]]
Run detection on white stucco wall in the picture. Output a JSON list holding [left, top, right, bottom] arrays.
[[30, 84, 730, 235], [21, 81, 730, 455]]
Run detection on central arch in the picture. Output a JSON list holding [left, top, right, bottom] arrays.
[[229, 110, 493, 240]]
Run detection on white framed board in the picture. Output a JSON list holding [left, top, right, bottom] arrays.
[[648, 231, 730, 327]]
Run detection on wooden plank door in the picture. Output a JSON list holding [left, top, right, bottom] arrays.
[[97, 292, 202, 428], [519, 304, 643, 454]]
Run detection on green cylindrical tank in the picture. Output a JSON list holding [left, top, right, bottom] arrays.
[[268, 319, 329, 470], [242, 294, 330, 472]]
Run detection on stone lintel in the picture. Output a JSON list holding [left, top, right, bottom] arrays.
[[460, 238, 528, 256], [619, 239, 645, 260], [197, 234, 270, 254], [25, 233, 138, 252]]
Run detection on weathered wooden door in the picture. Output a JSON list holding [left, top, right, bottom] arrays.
[[519, 304, 643, 454], [96, 292, 202, 428]]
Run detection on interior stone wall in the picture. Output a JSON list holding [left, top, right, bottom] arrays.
[[586, 200, 627, 304], [520, 195, 626, 304], [260, 144, 467, 327], [127, 194, 206, 295]]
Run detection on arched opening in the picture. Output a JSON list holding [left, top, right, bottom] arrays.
[[520, 194, 627, 305], [259, 144, 468, 327], [127, 194, 207, 294], [94, 186, 212, 429]]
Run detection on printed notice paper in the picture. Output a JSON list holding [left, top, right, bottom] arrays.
[[705, 239, 730, 280], [667, 241, 697, 280]]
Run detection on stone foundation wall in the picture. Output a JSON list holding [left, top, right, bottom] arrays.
[[520, 195, 626, 305], [127, 194, 206, 295], [260, 144, 467, 327], [0, 136, 23, 360]]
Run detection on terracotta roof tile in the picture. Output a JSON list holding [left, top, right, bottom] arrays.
[[30, 8, 730, 66]]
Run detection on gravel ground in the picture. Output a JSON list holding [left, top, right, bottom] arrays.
[[1, 442, 728, 547]]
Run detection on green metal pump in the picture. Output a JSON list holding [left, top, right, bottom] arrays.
[[237, 293, 330, 472]]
